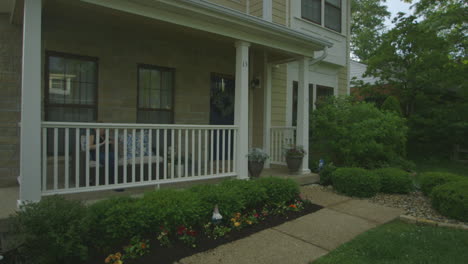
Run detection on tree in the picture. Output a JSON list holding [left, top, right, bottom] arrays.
[[351, 0, 390, 62], [364, 2, 468, 156], [381, 96, 403, 116]]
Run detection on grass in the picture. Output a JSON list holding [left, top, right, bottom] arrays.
[[413, 158, 468, 177], [313, 220, 468, 264]]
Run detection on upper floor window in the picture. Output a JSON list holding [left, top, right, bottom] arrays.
[[325, 0, 341, 32], [301, 0, 342, 33], [137, 64, 174, 124], [301, 0, 321, 24]]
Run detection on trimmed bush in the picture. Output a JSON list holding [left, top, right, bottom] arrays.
[[373, 168, 413, 194], [256, 177, 300, 205], [332, 168, 381, 197], [431, 181, 468, 221], [190, 184, 246, 220], [319, 162, 337, 186], [419, 172, 465, 195], [219, 179, 268, 209], [13, 196, 90, 264]]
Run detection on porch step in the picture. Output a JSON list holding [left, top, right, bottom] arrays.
[[260, 167, 320, 186]]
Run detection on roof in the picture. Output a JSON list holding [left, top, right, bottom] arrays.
[[350, 60, 380, 86]]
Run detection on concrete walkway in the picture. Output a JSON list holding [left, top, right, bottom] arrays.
[[178, 187, 404, 264]]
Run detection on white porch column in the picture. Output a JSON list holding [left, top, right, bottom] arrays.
[[263, 55, 272, 168], [234, 41, 250, 179], [19, 0, 42, 204], [296, 57, 310, 174]]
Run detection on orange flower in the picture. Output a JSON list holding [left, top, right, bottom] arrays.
[[235, 213, 241, 218], [289, 204, 297, 208], [246, 220, 253, 225], [234, 222, 241, 227], [115, 252, 122, 259], [141, 242, 147, 249], [105, 256, 111, 263]]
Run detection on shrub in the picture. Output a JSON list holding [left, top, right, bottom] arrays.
[[138, 189, 205, 232], [219, 179, 268, 209], [190, 184, 246, 220], [373, 168, 413, 194], [419, 172, 465, 195], [332, 168, 381, 197], [319, 162, 337, 186], [13, 196, 90, 264], [87, 197, 142, 245], [310, 97, 408, 169], [431, 181, 468, 221], [256, 177, 300, 205], [381, 96, 403, 116]]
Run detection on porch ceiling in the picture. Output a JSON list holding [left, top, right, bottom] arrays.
[[80, 0, 333, 58]]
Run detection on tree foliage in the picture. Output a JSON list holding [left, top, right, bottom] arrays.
[[351, 0, 390, 62], [364, 1, 468, 156], [381, 96, 403, 116]]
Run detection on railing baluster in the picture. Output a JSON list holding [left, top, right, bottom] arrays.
[[210, 129, 214, 175], [228, 129, 231, 173], [140, 129, 144, 182], [222, 129, 225, 174], [123, 129, 127, 184], [114, 129, 118, 184], [132, 129, 136, 183], [204, 129, 208, 176], [171, 129, 175, 179], [178, 129, 181, 177], [191, 130, 195, 177], [233, 129, 237, 174], [53, 128, 58, 190], [216, 129, 220, 175], [75, 128, 80, 188], [163, 129, 167, 180], [185, 129, 188, 177], [65, 128, 69, 189], [42, 128, 47, 191], [86, 129, 90, 187], [156, 129, 160, 181], [198, 129, 201, 176], [148, 129, 152, 181], [105, 128, 109, 185], [95, 128, 100, 186]]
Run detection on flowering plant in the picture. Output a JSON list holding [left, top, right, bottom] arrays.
[[287, 199, 304, 212], [177, 225, 197, 248], [104, 252, 123, 264], [284, 145, 306, 158], [246, 148, 269, 162], [123, 236, 149, 259], [203, 222, 232, 240], [157, 226, 172, 247]]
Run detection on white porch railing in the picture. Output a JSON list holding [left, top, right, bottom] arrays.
[[270, 126, 296, 165], [41, 122, 238, 195]]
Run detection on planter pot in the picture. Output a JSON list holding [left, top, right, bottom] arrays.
[[248, 161, 265, 178], [286, 156, 303, 174]]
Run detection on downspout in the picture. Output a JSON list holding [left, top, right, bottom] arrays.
[[309, 46, 328, 66]]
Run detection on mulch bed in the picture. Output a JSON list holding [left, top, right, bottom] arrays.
[[86, 202, 323, 264]]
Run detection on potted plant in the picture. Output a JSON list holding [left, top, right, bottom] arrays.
[[246, 148, 269, 178], [284, 145, 306, 174]]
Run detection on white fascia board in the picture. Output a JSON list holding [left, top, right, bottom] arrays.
[[81, 0, 333, 56]]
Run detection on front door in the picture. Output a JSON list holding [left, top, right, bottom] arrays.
[[210, 73, 235, 162]]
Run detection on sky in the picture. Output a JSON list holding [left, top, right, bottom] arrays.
[[384, 0, 416, 28]]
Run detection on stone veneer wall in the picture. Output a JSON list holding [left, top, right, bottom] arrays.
[[0, 14, 22, 187]]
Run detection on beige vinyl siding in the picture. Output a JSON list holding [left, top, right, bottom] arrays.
[[271, 64, 287, 126], [337, 66, 348, 96], [272, 0, 286, 25], [249, 0, 263, 17], [206, 0, 248, 13]]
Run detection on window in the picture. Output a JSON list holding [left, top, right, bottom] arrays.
[[325, 0, 341, 32], [301, 0, 342, 33], [45, 51, 98, 122], [137, 64, 174, 124], [301, 0, 321, 24]]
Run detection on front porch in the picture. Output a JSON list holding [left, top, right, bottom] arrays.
[[16, 0, 331, 203]]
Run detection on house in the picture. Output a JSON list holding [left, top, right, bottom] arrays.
[[349, 60, 394, 104], [0, 0, 351, 206]]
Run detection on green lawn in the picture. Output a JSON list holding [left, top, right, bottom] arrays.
[[413, 158, 468, 177], [313, 220, 468, 264]]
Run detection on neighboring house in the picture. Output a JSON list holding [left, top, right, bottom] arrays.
[[0, 0, 351, 204], [349, 60, 393, 103]]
